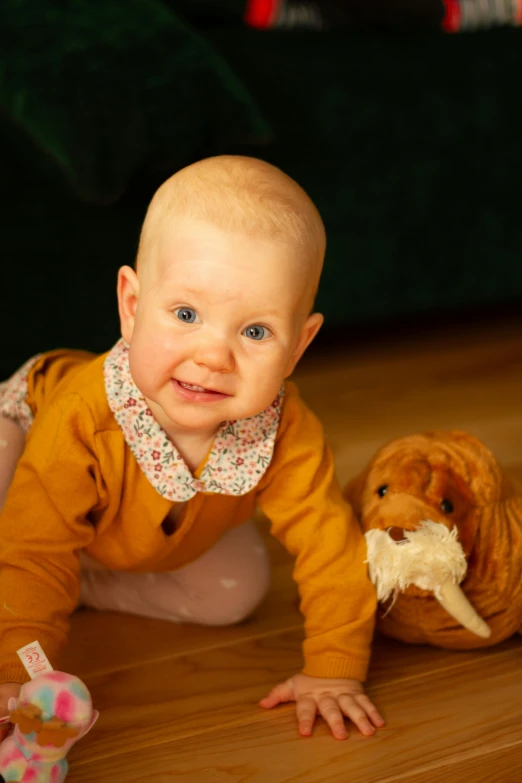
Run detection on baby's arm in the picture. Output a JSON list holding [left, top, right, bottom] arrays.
[[257, 384, 382, 738], [0, 417, 25, 510], [0, 396, 100, 684]]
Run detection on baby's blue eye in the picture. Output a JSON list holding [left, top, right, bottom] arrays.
[[244, 325, 267, 341], [176, 307, 198, 323]]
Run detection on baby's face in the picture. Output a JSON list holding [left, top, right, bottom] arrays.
[[125, 218, 321, 436]]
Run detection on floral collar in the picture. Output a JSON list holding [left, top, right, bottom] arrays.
[[103, 340, 283, 502]]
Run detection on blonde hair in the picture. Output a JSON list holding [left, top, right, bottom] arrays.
[[136, 156, 326, 306]]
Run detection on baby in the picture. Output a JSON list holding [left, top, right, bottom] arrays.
[[0, 156, 383, 741]]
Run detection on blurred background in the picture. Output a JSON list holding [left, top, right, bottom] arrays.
[[2, 0, 522, 378]]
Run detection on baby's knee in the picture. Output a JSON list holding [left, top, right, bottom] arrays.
[[201, 546, 271, 627]]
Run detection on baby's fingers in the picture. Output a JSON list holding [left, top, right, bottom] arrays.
[[356, 693, 385, 729], [259, 681, 293, 709], [295, 697, 317, 737], [317, 696, 348, 740], [338, 695, 377, 737]]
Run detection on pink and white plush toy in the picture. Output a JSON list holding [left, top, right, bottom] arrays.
[[0, 671, 98, 783]]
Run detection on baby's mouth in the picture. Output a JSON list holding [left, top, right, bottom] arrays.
[[179, 382, 209, 392], [175, 379, 230, 398]]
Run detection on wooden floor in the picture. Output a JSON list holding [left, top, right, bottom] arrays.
[[62, 313, 522, 782]]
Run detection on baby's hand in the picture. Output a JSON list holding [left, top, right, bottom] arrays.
[[259, 673, 384, 740], [0, 683, 21, 742]]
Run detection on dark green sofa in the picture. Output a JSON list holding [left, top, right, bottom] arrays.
[[2, 0, 522, 378]]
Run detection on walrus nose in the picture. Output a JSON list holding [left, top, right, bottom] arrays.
[[368, 492, 437, 533], [387, 526, 407, 542]]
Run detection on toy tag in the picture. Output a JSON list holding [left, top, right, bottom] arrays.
[[17, 641, 54, 679]]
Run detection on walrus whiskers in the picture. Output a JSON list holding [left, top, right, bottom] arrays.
[[365, 521, 491, 638]]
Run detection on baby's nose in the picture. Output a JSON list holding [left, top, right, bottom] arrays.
[[193, 339, 235, 373]]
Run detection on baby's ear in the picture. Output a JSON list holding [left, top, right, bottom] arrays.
[[117, 265, 140, 345], [284, 313, 323, 377]]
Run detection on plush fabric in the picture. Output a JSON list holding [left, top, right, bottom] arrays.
[[344, 431, 522, 649], [1, 0, 269, 203], [0, 670, 97, 783]]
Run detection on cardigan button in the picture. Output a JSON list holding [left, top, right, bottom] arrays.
[[193, 480, 205, 492], [161, 518, 176, 537]]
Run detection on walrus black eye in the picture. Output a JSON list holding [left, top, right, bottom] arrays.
[[440, 498, 454, 514], [377, 485, 389, 498]]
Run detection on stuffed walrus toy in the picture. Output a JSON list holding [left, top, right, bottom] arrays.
[[344, 431, 522, 649]]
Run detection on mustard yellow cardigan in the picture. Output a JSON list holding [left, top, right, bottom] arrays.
[[0, 349, 375, 683]]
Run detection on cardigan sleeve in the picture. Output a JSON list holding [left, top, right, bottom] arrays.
[[257, 383, 376, 681], [0, 394, 103, 683]]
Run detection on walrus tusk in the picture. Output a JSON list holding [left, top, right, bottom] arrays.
[[435, 580, 491, 639], [364, 522, 492, 638]]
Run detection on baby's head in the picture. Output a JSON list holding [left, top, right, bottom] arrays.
[[117, 156, 326, 435]]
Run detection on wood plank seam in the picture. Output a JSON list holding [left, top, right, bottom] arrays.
[[376, 738, 522, 783], [79, 623, 305, 682]]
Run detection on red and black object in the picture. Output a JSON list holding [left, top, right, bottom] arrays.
[[245, 0, 522, 32]]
